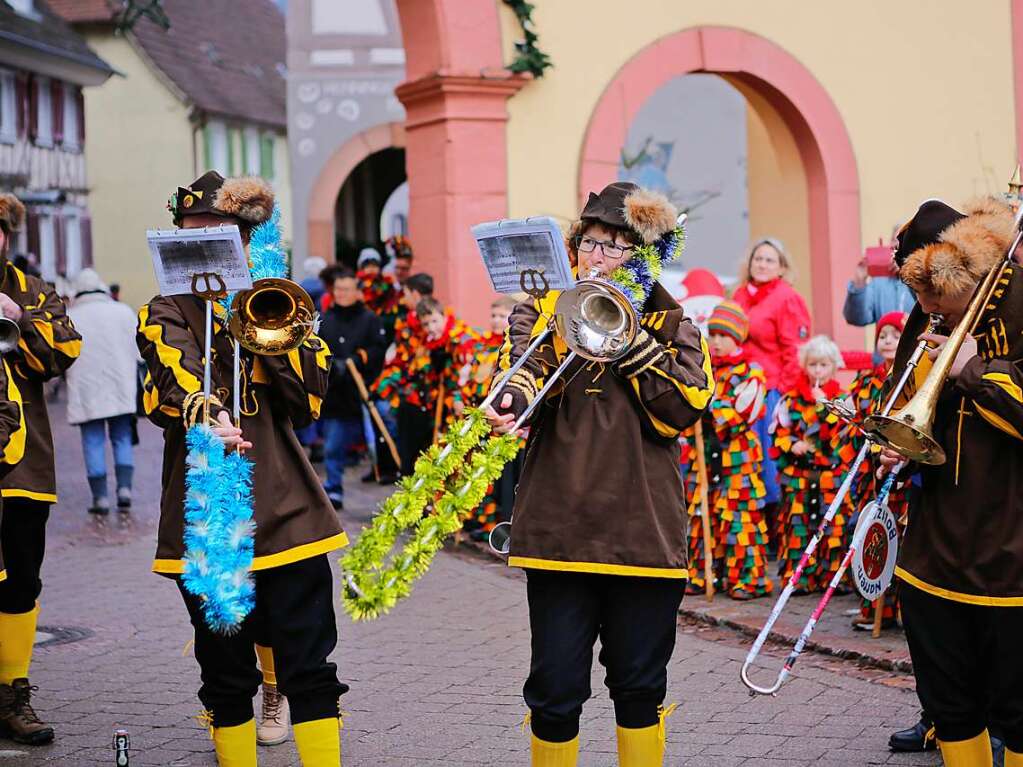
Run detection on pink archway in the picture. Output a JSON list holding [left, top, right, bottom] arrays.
[[306, 122, 406, 264], [579, 27, 861, 347]]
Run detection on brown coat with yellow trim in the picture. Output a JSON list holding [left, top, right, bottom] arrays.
[[0, 260, 80, 502], [891, 264, 1023, 603], [0, 357, 28, 579], [502, 282, 712, 577], [137, 295, 345, 575]]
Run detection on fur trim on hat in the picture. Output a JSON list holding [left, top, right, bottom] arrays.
[[899, 196, 1014, 296], [623, 188, 678, 245], [213, 176, 274, 225], [0, 193, 26, 233]]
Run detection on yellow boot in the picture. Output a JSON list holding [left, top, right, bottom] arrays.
[[294, 717, 341, 766], [616, 704, 677, 767], [938, 730, 992, 767], [1005, 747, 1023, 766], [212, 719, 257, 767], [530, 734, 579, 766], [0, 607, 38, 684]]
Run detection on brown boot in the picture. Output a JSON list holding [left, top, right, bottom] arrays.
[[0, 679, 55, 745]]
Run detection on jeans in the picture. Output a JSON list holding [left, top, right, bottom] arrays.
[[79, 414, 134, 484], [322, 417, 364, 498], [753, 388, 782, 504]]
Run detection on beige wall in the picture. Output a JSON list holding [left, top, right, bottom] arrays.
[[498, 1, 1017, 283], [82, 31, 194, 309], [83, 33, 294, 309]]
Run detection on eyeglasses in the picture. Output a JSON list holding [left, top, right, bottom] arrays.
[[575, 236, 633, 260]]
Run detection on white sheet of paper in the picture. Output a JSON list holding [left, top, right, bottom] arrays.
[[471, 217, 575, 295], [146, 226, 253, 297]]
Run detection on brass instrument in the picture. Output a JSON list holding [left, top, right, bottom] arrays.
[[0, 317, 21, 354], [228, 278, 315, 356], [863, 203, 1023, 464]]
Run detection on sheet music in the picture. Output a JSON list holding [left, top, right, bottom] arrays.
[[471, 217, 575, 294], [147, 226, 253, 296]]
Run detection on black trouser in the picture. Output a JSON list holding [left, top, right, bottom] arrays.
[[178, 554, 347, 728], [902, 582, 1023, 752], [524, 569, 686, 742], [397, 402, 435, 477], [0, 500, 50, 614]]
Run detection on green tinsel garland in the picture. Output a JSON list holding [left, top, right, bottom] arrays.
[[503, 1, 552, 78], [340, 408, 522, 621]]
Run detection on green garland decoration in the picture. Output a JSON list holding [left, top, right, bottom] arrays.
[[503, 1, 552, 78], [340, 408, 522, 620]]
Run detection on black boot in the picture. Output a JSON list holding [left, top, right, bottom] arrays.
[[888, 715, 936, 752]]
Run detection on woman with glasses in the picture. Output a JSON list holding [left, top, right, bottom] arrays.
[[486, 182, 712, 767]]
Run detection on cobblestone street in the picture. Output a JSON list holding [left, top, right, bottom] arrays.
[[0, 398, 940, 766]]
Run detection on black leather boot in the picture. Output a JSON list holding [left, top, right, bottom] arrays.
[[888, 715, 936, 752]]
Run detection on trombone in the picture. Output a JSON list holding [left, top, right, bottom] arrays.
[[740, 318, 939, 696], [863, 202, 1023, 463]]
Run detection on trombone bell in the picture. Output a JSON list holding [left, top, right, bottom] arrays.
[[0, 317, 20, 354], [229, 278, 315, 356], [553, 279, 638, 362], [862, 409, 946, 465]]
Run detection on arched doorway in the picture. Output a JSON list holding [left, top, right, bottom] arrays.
[[334, 146, 407, 266], [579, 27, 861, 347], [307, 121, 405, 266]]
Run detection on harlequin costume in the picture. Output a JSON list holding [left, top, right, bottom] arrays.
[[771, 373, 854, 592], [0, 193, 80, 746], [355, 249, 401, 339], [843, 312, 910, 629], [683, 301, 773, 600], [372, 308, 474, 475], [137, 172, 347, 767], [882, 198, 1023, 765], [498, 182, 712, 767]]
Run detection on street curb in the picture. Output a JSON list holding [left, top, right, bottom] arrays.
[[452, 536, 913, 675]]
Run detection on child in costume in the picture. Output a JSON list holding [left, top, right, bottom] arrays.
[[771, 335, 853, 593], [487, 181, 712, 767], [453, 295, 518, 536], [373, 296, 472, 475], [683, 301, 773, 600], [842, 312, 909, 629], [355, 248, 401, 338], [138, 172, 347, 767]]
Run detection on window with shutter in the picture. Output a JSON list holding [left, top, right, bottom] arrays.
[[34, 76, 52, 147], [80, 213, 93, 268], [14, 71, 27, 139], [260, 134, 274, 179], [0, 70, 15, 144], [51, 79, 63, 146], [62, 85, 79, 151], [27, 74, 37, 142], [75, 87, 84, 146], [53, 213, 66, 276]]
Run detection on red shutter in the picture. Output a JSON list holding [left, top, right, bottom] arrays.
[[53, 214, 66, 276], [51, 80, 63, 146], [75, 86, 85, 147], [14, 72, 28, 139], [80, 214, 93, 268], [27, 75, 37, 142], [25, 211, 39, 261]]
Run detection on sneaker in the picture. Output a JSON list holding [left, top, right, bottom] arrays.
[[88, 496, 110, 516], [116, 487, 132, 511], [256, 683, 289, 746], [0, 679, 54, 745]]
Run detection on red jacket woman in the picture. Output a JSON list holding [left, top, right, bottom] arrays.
[[731, 238, 812, 393]]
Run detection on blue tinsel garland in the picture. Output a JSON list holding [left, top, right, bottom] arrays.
[[608, 222, 687, 311], [183, 205, 287, 634], [182, 425, 255, 633]]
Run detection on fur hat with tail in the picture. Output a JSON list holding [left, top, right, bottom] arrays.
[[0, 193, 26, 235], [898, 196, 1015, 297], [577, 181, 679, 244]]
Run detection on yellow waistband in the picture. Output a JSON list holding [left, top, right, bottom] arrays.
[[153, 532, 350, 575], [1, 489, 57, 503], [897, 567, 1023, 607], [508, 555, 688, 579]]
